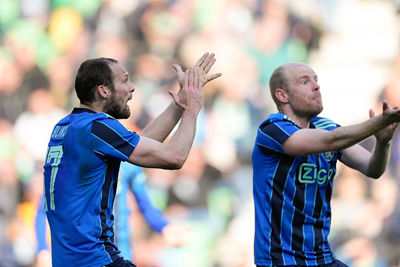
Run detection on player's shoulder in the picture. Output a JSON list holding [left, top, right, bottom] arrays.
[[311, 116, 340, 130], [259, 112, 298, 132]]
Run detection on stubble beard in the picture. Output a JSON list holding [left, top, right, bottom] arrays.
[[294, 102, 323, 121], [104, 95, 130, 119], [305, 97, 323, 118]]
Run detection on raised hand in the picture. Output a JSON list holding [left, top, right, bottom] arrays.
[[169, 52, 222, 102], [371, 100, 400, 143], [161, 223, 192, 247], [170, 53, 221, 108], [169, 68, 202, 112], [173, 52, 221, 88]]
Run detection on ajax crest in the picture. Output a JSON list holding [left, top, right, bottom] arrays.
[[322, 152, 335, 161]]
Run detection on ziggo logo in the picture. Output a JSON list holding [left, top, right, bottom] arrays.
[[298, 163, 334, 185]]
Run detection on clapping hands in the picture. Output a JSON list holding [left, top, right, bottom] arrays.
[[169, 52, 221, 109], [370, 100, 400, 143]]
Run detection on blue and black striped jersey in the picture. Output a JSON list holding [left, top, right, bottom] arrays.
[[252, 112, 341, 266], [43, 108, 140, 267]]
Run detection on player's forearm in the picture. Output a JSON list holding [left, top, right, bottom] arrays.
[[328, 114, 391, 151], [164, 110, 198, 169], [140, 102, 184, 142], [364, 140, 390, 178]]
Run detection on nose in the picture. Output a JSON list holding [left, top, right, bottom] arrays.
[[129, 83, 135, 93], [313, 80, 320, 91]]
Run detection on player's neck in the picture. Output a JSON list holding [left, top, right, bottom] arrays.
[[282, 110, 311, 128], [79, 103, 103, 114]]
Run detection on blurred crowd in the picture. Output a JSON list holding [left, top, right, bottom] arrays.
[[0, 0, 400, 266]]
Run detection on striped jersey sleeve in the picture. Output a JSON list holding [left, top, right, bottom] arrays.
[[257, 115, 300, 154], [91, 118, 140, 161], [311, 117, 340, 130]]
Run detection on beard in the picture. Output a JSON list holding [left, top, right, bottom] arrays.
[[292, 101, 323, 121], [104, 94, 130, 119]]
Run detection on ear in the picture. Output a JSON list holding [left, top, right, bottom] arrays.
[[275, 88, 289, 103], [97, 85, 111, 99]]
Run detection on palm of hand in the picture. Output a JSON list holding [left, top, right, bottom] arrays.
[[177, 66, 207, 88], [162, 224, 191, 247], [171, 52, 220, 108]]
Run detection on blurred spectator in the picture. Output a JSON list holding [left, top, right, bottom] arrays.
[[13, 89, 66, 163], [335, 235, 389, 267], [0, 58, 24, 122], [330, 167, 378, 243], [0, 119, 19, 267]]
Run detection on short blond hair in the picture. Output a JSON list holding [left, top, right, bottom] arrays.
[[269, 65, 288, 108]]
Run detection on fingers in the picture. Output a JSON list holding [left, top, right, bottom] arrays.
[[188, 68, 194, 87], [190, 53, 220, 88], [382, 100, 390, 111], [194, 52, 209, 68], [206, 72, 222, 83], [184, 68, 189, 88], [201, 53, 216, 72], [188, 68, 201, 89], [172, 64, 183, 74], [193, 68, 199, 89], [369, 109, 375, 119], [167, 91, 176, 102], [194, 52, 216, 72]]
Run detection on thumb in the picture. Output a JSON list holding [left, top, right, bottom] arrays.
[[168, 91, 187, 109], [172, 64, 183, 74], [382, 100, 389, 111]]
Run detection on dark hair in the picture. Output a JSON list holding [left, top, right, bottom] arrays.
[[74, 57, 118, 104], [269, 65, 288, 108]]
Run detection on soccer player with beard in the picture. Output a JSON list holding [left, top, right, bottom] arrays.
[[43, 53, 220, 267]]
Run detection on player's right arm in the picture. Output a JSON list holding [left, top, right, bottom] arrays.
[[127, 68, 202, 169], [282, 101, 400, 156]]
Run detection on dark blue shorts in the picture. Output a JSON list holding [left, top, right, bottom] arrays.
[[105, 257, 137, 267], [257, 260, 349, 267]]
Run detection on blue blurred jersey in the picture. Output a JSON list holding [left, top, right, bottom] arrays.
[[252, 113, 342, 266], [43, 108, 140, 267], [114, 162, 169, 261]]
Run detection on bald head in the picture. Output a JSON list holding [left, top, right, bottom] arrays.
[[269, 62, 322, 119], [269, 62, 313, 107]]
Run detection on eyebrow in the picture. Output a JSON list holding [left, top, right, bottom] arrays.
[[297, 75, 318, 81]]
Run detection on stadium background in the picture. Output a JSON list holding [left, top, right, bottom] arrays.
[[1, 0, 400, 266]]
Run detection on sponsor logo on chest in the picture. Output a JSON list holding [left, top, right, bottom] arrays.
[[298, 163, 334, 185]]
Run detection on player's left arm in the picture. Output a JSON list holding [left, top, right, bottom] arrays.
[[131, 170, 169, 232], [34, 196, 52, 267]]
